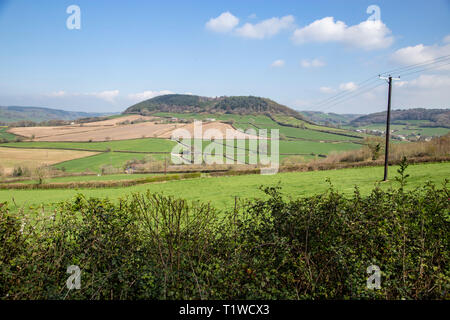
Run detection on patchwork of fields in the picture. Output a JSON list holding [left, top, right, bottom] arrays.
[[0, 147, 98, 174], [1, 112, 447, 189], [0, 113, 367, 173], [343, 121, 449, 138]]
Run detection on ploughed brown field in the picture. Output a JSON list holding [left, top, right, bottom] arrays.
[[8, 115, 261, 142], [0, 147, 98, 174]]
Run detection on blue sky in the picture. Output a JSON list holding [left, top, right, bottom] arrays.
[[0, 0, 449, 114]]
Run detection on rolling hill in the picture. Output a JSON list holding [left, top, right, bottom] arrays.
[[0, 106, 109, 124], [124, 94, 303, 118], [301, 111, 362, 125], [350, 108, 450, 128]]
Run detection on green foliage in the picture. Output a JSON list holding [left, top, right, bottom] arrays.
[[350, 108, 450, 128], [0, 127, 18, 142], [365, 137, 384, 160], [12, 166, 30, 177], [125, 94, 301, 117], [1, 169, 448, 299], [395, 157, 410, 188]]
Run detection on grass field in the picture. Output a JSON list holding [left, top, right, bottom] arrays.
[[52, 151, 167, 173], [271, 114, 361, 135], [0, 147, 98, 174], [1, 162, 448, 212], [344, 123, 449, 137], [0, 127, 17, 142], [6, 173, 161, 184], [154, 112, 362, 141], [0, 114, 366, 173], [0, 137, 176, 152], [0, 139, 176, 173]]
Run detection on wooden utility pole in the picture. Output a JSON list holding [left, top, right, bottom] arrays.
[[379, 75, 400, 181]]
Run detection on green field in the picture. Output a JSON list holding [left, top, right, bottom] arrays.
[[345, 123, 449, 138], [272, 114, 360, 134], [52, 151, 167, 173], [179, 139, 361, 164], [155, 112, 362, 141], [4, 173, 161, 184], [0, 138, 176, 152], [278, 140, 361, 155], [0, 127, 17, 142], [1, 162, 448, 212], [0, 138, 176, 173], [0, 115, 366, 173]]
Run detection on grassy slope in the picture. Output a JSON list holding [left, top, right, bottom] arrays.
[[1, 117, 364, 169], [156, 113, 362, 142], [1, 162, 448, 211], [0, 138, 176, 152], [52, 152, 167, 173], [278, 140, 361, 154], [0, 127, 17, 141], [344, 123, 449, 137], [7, 173, 162, 184], [0, 138, 176, 173]]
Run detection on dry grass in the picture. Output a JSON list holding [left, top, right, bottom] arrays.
[[80, 115, 155, 126], [289, 134, 450, 168], [281, 155, 306, 166], [335, 135, 449, 163], [0, 147, 98, 175], [9, 118, 262, 142]]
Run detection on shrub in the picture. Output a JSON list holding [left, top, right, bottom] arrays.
[[0, 167, 448, 300], [281, 155, 305, 166], [12, 166, 31, 177]]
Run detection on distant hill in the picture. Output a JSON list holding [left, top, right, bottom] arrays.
[[350, 108, 450, 128], [124, 94, 303, 118], [0, 106, 109, 124], [301, 111, 362, 126]]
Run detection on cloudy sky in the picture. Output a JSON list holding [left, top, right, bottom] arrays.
[[0, 0, 449, 114]]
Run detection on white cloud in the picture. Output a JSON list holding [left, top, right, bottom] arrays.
[[205, 12, 239, 33], [319, 86, 336, 94], [443, 34, 450, 44], [394, 74, 450, 89], [301, 58, 325, 68], [235, 15, 295, 39], [45, 90, 120, 102], [318, 82, 358, 95], [46, 90, 67, 97], [292, 17, 393, 50], [339, 82, 358, 91], [90, 90, 120, 103], [128, 90, 173, 102], [271, 59, 285, 68], [390, 42, 450, 69]]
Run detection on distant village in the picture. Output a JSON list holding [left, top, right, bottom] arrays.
[[352, 128, 433, 142]]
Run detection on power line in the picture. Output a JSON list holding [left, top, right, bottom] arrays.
[[317, 81, 385, 113], [310, 55, 450, 112], [379, 54, 450, 76], [307, 77, 378, 110], [316, 79, 380, 109], [397, 60, 450, 78]]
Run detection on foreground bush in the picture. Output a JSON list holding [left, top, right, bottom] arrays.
[[0, 168, 449, 299]]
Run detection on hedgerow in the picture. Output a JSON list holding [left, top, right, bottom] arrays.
[[0, 160, 448, 299]]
